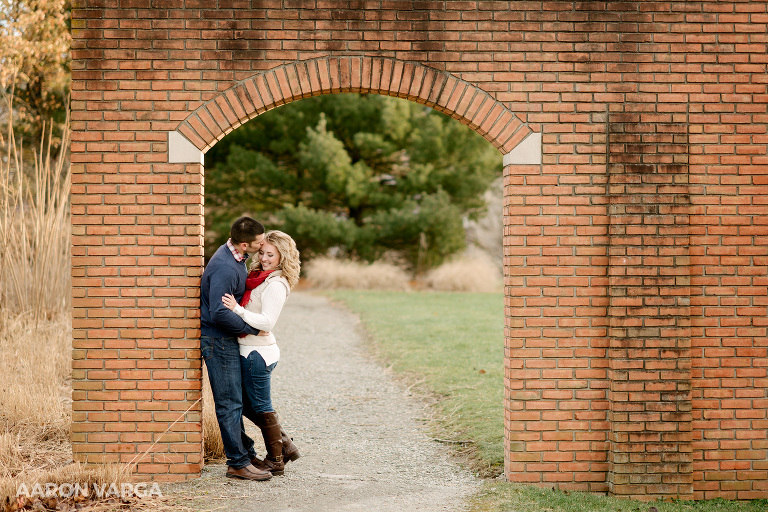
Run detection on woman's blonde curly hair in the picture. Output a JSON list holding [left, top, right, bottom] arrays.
[[249, 230, 301, 289]]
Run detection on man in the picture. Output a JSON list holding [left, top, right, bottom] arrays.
[[200, 216, 272, 481]]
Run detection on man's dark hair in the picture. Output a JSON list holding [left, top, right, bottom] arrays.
[[230, 216, 265, 244]]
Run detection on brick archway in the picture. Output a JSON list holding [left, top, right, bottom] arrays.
[[168, 56, 537, 162]]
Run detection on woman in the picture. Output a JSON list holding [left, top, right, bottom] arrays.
[[222, 230, 301, 475]]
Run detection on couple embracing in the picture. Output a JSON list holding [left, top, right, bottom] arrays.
[[200, 216, 301, 481]]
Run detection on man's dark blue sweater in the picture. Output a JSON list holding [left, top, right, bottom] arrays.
[[200, 243, 260, 338]]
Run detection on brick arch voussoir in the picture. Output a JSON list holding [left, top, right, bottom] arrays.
[[175, 56, 531, 156]]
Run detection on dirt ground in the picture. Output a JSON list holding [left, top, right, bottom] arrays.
[[166, 291, 479, 512]]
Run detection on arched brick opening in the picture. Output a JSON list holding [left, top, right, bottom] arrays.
[[166, 53, 551, 485], [72, 53, 547, 484]]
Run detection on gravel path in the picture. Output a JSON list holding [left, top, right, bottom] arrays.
[[172, 291, 479, 512]]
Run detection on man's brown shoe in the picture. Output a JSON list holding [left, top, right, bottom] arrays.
[[225, 464, 272, 481]]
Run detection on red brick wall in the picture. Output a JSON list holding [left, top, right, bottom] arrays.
[[687, 3, 768, 495], [70, 1, 767, 500]]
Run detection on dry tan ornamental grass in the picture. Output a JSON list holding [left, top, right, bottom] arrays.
[[0, 96, 71, 320], [0, 311, 72, 498], [422, 247, 502, 293], [202, 366, 225, 461], [0, 311, 71, 448], [304, 257, 411, 291], [304, 251, 502, 292]]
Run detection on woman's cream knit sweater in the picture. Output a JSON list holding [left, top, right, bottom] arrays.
[[232, 271, 290, 365]]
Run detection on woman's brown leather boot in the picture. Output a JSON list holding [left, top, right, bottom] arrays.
[[254, 412, 285, 475], [281, 427, 300, 463]]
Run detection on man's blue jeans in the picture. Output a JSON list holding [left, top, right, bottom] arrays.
[[201, 336, 257, 468]]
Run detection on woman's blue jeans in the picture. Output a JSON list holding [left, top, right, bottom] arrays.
[[240, 350, 277, 417], [200, 336, 258, 468]]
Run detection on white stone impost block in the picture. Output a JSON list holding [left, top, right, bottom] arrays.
[[502, 132, 542, 166], [168, 131, 204, 164]]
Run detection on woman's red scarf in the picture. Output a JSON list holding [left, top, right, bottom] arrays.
[[240, 269, 276, 308]]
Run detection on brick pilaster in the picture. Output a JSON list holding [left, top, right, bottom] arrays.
[[606, 106, 693, 499]]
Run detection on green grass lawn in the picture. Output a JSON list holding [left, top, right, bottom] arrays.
[[326, 290, 768, 512]]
